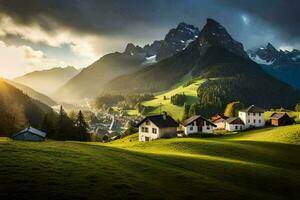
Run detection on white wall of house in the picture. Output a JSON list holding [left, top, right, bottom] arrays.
[[225, 123, 245, 132], [239, 112, 265, 129], [138, 120, 159, 142], [184, 121, 214, 135], [159, 127, 177, 138], [138, 120, 177, 142], [213, 121, 226, 130]]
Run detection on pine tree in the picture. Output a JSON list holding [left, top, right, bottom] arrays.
[[57, 106, 74, 140], [182, 103, 190, 120], [75, 110, 89, 141], [40, 110, 57, 139]]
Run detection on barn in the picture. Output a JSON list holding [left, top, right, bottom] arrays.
[[12, 127, 47, 141], [270, 113, 293, 126]]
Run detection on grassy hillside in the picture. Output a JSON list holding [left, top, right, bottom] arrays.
[[1, 126, 300, 199], [4, 79, 57, 106], [141, 79, 205, 120], [0, 80, 50, 136]]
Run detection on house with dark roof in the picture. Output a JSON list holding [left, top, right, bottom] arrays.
[[225, 117, 245, 132], [238, 105, 265, 129], [270, 113, 293, 126], [211, 114, 229, 130], [183, 115, 217, 135], [136, 112, 179, 142], [12, 126, 47, 141]]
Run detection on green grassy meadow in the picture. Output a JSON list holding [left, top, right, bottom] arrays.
[[1, 125, 300, 200], [141, 79, 206, 120]]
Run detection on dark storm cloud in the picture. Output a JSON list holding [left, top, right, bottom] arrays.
[[0, 0, 224, 36], [0, 0, 299, 47], [219, 0, 300, 40]]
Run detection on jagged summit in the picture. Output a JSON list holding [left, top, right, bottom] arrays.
[[156, 22, 200, 60], [196, 18, 248, 58]]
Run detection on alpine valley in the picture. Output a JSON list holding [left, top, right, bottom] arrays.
[[15, 19, 300, 117]]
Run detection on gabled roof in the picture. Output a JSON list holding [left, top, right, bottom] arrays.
[[270, 112, 290, 120], [14, 127, 47, 138], [240, 105, 265, 113], [136, 115, 179, 128], [183, 115, 217, 127], [211, 113, 229, 123], [226, 117, 245, 125]]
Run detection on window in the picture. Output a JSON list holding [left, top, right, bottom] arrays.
[[235, 126, 238, 130], [145, 120, 150, 125], [145, 127, 149, 133], [259, 120, 261, 123], [259, 113, 261, 117], [253, 113, 256, 116], [152, 128, 157, 134], [253, 119, 256, 123], [207, 126, 210, 130], [190, 126, 193, 131], [248, 120, 250, 123]]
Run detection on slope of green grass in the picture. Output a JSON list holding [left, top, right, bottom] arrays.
[[229, 124, 300, 144], [141, 79, 206, 120], [1, 125, 300, 200]]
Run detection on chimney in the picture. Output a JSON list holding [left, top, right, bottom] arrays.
[[162, 112, 168, 120]]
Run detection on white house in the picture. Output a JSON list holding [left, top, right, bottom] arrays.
[[225, 117, 245, 132], [136, 113, 178, 142], [211, 114, 229, 130], [238, 105, 265, 129], [183, 115, 217, 135]]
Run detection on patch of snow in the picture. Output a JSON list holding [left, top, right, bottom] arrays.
[[249, 55, 274, 65], [142, 55, 157, 66], [292, 55, 300, 61], [180, 40, 185, 43]]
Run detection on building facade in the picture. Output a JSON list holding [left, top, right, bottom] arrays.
[[239, 105, 265, 129], [211, 114, 229, 130], [225, 117, 245, 132], [137, 113, 178, 142], [183, 115, 216, 135]]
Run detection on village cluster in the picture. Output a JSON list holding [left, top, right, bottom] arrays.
[[137, 105, 293, 142], [11, 105, 293, 142]]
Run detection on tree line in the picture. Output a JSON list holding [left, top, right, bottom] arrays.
[[94, 93, 154, 111], [40, 106, 89, 141]]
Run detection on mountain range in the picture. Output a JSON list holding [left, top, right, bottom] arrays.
[[53, 22, 199, 102], [105, 18, 298, 115], [14, 66, 80, 95], [248, 43, 300, 90], [14, 19, 300, 115]]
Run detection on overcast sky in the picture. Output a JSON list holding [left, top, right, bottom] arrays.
[[0, 0, 299, 78]]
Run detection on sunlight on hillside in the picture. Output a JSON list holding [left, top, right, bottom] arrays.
[[142, 79, 206, 120]]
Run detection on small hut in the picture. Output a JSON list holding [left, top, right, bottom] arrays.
[[270, 113, 293, 126], [12, 127, 47, 141]]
